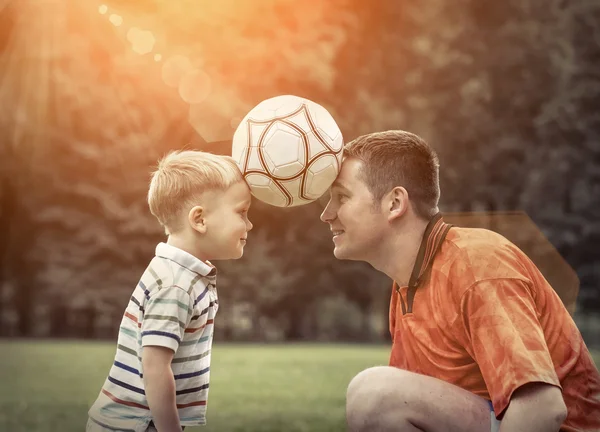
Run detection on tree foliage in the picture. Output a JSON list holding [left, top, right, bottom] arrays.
[[0, 0, 598, 341]]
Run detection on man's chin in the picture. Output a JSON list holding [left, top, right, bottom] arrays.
[[333, 247, 351, 260]]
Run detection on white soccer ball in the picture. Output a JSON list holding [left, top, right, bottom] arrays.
[[232, 95, 343, 207]]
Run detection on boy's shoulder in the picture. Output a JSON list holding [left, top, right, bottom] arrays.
[[137, 254, 213, 299], [140, 255, 177, 289]]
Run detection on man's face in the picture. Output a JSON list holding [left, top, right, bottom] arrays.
[[320, 158, 388, 262]]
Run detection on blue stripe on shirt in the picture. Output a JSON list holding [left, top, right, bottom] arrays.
[[176, 383, 209, 395], [141, 330, 181, 343], [192, 302, 214, 321], [114, 361, 141, 377], [193, 288, 209, 306], [108, 376, 145, 395], [174, 367, 210, 380], [138, 280, 150, 299]]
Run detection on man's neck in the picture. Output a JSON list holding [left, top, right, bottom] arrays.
[[370, 217, 429, 287]]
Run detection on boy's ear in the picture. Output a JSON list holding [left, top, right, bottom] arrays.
[[387, 186, 409, 222], [188, 206, 207, 234]]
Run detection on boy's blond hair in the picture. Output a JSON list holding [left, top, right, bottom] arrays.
[[148, 150, 243, 234]]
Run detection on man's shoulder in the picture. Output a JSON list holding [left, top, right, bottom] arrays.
[[435, 226, 531, 288], [445, 225, 513, 249]]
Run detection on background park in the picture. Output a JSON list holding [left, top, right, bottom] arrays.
[[1, 0, 599, 430]]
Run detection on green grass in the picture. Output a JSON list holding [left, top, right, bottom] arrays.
[[1, 341, 598, 432], [0, 341, 389, 432]]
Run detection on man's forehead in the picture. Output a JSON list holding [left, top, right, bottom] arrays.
[[331, 179, 351, 191], [332, 158, 363, 189]]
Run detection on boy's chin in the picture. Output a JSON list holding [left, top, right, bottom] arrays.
[[215, 248, 244, 260]]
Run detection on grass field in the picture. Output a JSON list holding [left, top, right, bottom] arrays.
[[0, 341, 390, 432], [0, 341, 598, 432]]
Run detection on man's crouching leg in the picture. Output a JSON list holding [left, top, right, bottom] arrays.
[[346, 366, 496, 432]]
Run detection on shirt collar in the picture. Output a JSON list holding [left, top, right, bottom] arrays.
[[408, 213, 453, 288], [155, 243, 217, 277]]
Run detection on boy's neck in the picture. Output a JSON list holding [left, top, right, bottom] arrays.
[[166, 235, 209, 263]]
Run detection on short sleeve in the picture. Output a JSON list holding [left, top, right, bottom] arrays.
[[141, 286, 193, 352], [460, 278, 561, 416]]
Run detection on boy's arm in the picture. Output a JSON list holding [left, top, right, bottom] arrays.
[[142, 346, 182, 432], [140, 285, 193, 432]]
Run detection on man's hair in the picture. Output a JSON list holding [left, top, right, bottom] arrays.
[[148, 150, 243, 233], [344, 130, 440, 220]]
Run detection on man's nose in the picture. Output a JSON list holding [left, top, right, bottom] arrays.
[[320, 201, 333, 223]]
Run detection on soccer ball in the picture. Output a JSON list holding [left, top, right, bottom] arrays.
[[231, 95, 344, 207]]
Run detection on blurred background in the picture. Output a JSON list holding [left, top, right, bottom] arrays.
[[1, 0, 599, 430]]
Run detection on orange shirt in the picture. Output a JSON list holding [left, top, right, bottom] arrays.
[[389, 214, 600, 430]]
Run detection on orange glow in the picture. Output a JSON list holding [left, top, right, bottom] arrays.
[[127, 27, 155, 55], [178, 69, 212, 104], [108, 13, 122, 26], [2, 0, 343, 149], [161, 55, 194, 88]]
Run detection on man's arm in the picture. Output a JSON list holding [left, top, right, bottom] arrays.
[[460, 279, 566, 424], [142, 346, 181, 432], [499, 382, 567, 432]]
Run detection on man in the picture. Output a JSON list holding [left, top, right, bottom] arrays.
[[320, 130, 600, 431]]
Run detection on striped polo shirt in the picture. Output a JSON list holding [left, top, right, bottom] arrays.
[[88, 242, 219, 431]]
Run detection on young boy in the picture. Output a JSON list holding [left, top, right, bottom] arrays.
[[87, 150, 253, 432]]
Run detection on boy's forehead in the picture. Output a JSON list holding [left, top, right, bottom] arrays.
[[229, 181, 252, 202]]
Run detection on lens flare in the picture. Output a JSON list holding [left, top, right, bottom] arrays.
[[161, 55, 194, 88], [108, 14, 123, 26], [127, 28, 155, 55], [178, 69, 211, 104]]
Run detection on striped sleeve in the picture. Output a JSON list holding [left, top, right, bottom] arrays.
[[141, 285, 193, 352]]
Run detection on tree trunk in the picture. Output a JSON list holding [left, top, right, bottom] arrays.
[[285, 305, 305, 341]]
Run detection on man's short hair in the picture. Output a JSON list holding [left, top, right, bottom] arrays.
[[148, 150, 243, 233], [344, 130, 440, 220]]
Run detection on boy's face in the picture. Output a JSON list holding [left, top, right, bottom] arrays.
[[201, 181, 253, 260]]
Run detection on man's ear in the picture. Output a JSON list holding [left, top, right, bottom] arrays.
[[188, 206, 207, 234], [387, 187, 409, 222]]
